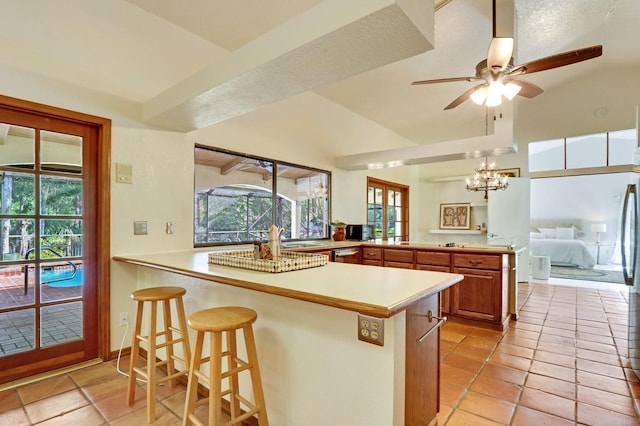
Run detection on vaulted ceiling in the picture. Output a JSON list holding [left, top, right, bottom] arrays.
[[0, 0, 637, 153]]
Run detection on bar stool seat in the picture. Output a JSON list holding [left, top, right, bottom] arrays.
[[127, 286, 191, 423], [183, 306, 268, 426]]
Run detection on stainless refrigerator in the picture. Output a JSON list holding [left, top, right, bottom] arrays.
[[623, 180, 640, 378]]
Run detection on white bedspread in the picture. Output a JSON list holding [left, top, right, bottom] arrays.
[[530, 239, 596, 269]]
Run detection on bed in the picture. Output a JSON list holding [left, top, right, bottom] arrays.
[[529, 226, 596, 269]]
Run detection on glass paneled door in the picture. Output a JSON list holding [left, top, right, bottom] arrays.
[[0, 109, 99, 383], [367, 177, 409, 242]]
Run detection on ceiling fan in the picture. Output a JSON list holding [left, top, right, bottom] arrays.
[[411, 0, 603, 110]]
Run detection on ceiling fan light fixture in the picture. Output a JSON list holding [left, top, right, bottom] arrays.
[[485, 82, 503, 106], [503, 82, 521, 100], [470, 86, 488, 105]]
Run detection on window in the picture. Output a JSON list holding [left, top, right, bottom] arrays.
[[367, 177, 409, 242], [194, 146, 330, 246], [529, 128, 637, 172]]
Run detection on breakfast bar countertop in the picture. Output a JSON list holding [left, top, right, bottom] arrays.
[[113, 250, 463, 318]]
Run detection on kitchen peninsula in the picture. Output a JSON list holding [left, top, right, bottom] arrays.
[[113, 249, 463, 426]]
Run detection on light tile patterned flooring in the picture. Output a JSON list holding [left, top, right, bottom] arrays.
[[1, 280, 639, 425]]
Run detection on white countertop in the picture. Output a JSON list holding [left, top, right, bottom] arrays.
[[113, 250, 463, 318]]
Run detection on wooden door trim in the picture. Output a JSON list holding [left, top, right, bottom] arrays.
[[0, 94, 112, 361]]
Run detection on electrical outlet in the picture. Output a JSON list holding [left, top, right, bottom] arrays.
[[119, 312, 128, 327], [358, 314, 384, 346]]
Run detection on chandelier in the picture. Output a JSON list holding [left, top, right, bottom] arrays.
[[465, 157, 509, 200]]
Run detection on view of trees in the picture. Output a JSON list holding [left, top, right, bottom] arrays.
[[1, 171, 83, 260]]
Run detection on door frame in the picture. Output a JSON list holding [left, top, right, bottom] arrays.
[[0, 94, 111, 369]]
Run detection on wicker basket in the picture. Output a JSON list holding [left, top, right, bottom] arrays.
[[208, 250, 328, 273]]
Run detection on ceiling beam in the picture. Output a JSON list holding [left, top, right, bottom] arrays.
[[335, 105, 518, 170], [142, 0, 434, 132]]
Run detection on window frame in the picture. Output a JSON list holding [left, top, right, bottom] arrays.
[[194, 145, 332, 247], [366, 177, 409, 242]]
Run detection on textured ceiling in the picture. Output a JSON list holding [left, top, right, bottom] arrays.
[[0, 0, 637, 152]]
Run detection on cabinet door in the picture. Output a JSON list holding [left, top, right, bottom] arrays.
[[452, 267, 501, 321], [405, 293, 440, 425], [416, 264, 451, 313], [360, 247, 382, 266]]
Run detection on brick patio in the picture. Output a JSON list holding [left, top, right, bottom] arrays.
[[0, 265, 82, 356]]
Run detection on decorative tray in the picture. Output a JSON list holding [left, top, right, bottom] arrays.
[[208, 250, 329, 273]]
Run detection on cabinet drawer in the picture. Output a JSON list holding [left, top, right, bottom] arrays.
[[383, 249, 414, 263], [384, 261, 414, 269], [362, 247, 382, 261], [416, 251, 450, 267], [416, 264, 450, 273], [362, 259, 383, 267], [453, 253, 500, 270]]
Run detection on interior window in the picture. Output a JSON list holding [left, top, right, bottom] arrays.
[[529, 128, 638, 172], [194, 145, 330, 246]]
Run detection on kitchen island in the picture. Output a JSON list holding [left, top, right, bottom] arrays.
[[113, 250, 463, 426]]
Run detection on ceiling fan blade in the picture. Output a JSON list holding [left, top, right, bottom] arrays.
[[444, 84, 485, 110], [505, 79, 544, 99], [411, 76, 479, 85], [487, 37, 513, 71], [512, 45, 603, 75]]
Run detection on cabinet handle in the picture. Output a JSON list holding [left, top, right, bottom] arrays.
[[470, 260, 483, 265], [416, 310, 447, 344]]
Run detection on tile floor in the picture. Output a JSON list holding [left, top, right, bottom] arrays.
[[1, 280, 639, 425]]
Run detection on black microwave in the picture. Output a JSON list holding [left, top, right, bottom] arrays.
[[346, 224, 373, 241]]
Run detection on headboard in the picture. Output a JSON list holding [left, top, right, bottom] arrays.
[[530, 219, 586, 240]]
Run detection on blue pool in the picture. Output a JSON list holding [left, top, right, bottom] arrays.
[[42, 268, 83, 287]]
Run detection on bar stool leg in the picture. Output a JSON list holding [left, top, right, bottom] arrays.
[[227, 330, 241, 419], [146, 300, 158, 423], [210, 330, 223, 426], [127, 300, 144, 406], [176, 296, 192, 377], [183, 331, 204, 426], [162, 299, 177, 387], [243, 324, 269, 425]]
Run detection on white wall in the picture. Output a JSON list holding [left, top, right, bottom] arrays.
[[109, 92, 423, 350], [530, 173, 635, 264]]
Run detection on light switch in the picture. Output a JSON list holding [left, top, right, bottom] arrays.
[[116, 163, 132, 184], [133, 221, 148, 235]]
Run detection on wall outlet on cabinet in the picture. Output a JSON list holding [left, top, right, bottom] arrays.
[[119, 312, 128, 327], [358, 314, 384, 346]]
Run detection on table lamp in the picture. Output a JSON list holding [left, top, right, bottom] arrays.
[[591, 223, 606, 244]]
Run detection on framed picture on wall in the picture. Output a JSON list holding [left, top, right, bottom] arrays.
[[440, 203, 471, 230], [498, 168, 520, 177]]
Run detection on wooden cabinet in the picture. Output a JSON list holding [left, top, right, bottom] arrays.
[[361, 247, 383, 266], [416, 250, 452, 313], [450, 253, 509, 329], [342, 244, 513, 329], [383, 248, 414, 269], [405, 293, 440, 425]]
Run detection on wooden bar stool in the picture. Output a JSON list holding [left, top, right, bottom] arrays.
[[183, 307, 268, 426], [127, 286, 191, 423]]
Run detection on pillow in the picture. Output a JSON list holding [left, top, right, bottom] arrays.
[[530, 232, 545, 239], [538, 227, 557, 239], [556, 227, 575, 240]]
